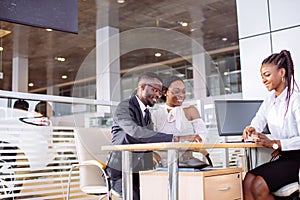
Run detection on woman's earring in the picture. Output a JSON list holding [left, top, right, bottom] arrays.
[[282, 77, 285, 83]]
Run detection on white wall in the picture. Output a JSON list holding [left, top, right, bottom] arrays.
[[272, 27, 300, 81], [237, 0, 300, 99], [236, 0, 269, 39], [239, 35, 271, 99]]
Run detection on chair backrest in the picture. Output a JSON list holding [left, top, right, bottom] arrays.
[[74, 128, 112, 189]]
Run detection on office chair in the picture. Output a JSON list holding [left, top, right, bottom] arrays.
[[272, 181, 299, 199], [254, 128, 299, 199], [67, 128, 121, 200], [272, 165, 299, 199]]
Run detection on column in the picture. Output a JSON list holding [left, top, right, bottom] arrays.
[[189, 6, 207, 99], [12, 25, 28, 92], [95, 1, 120, 116], [192, 53, 209, 99]]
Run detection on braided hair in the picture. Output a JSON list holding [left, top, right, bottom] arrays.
[[262, 50, 298, 112]]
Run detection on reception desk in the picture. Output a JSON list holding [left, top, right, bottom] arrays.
[[102, 142, 261, 200]]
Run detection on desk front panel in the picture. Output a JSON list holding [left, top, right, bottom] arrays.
[[139, 168, 242, 200]]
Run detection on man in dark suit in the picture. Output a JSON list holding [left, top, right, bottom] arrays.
[[106, 72, 201, 200]]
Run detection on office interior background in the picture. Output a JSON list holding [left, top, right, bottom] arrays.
[[0, 0, 300, 199]]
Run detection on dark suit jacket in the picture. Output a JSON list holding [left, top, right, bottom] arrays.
[[107, 95, 173, 178]]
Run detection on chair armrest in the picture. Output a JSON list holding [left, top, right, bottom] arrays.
[[81, 160, 107, 170], [66, 159, 110, 200], [75, 160, 110, 181]]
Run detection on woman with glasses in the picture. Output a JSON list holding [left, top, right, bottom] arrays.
[[151, 76, 212, 168]]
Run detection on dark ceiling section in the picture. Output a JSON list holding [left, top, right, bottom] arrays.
[[119, 0, 238, 73], [203, 1, 238, 51]]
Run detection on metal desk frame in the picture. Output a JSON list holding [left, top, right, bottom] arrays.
[[102, 142, 261, 200]]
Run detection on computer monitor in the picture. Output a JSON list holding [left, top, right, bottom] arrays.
[[214, 100, 263, 136]]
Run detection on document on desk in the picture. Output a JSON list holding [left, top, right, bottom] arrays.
[[155, 167, 217, 172], [225, 140, 255, 143], [156, 167, 201, 172]]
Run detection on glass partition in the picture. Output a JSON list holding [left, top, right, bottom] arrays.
[[0, 0, 241, 99], [0, 0, 245, 198], [0, 92, 115, 199]]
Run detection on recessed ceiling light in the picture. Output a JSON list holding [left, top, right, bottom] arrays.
[[181, 22, 188, 27], [222, 37, 228, 41], [61, 75, 68, 79], [0, 47, 3, 51], [176, 74, 185, 77], [161, 71, 171, 75], [28, 83, 34, 87], [46, 29, 53, 32], [178, 21, 188, 27], [154, 52, 162, 57], [0, 29, 11, 38], [55, 57, 66, 62], [117, 0, 125, 3]]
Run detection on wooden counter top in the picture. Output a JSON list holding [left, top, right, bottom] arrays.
[[101, 142, 261, 151]]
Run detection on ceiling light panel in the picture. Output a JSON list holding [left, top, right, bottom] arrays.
[[0, 29, 11, 38]]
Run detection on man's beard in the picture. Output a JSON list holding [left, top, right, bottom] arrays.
[[145, 99, 154, 107], [145, 95, 155, 107]]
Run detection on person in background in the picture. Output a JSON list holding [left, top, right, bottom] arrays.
[[151, 76, 212, 168], [3, 99, 29, 182], [34, 101, 54, 118], [34, 101, 55, 126], [242, 50, 300, 199], [13, 99, 29, 111], [105, 72, 201, 200]]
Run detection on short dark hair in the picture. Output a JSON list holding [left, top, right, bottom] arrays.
[[13, 99, 29, 111], [137, 72, 162, 85], [35, 101, 53, 117]]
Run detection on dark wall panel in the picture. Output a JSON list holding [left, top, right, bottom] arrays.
[[0, 0, 78, 33]]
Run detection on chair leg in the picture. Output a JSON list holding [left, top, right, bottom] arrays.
[[66, 165, 77, 200], [99, 194, 112, 200], [99, 194, 111, 200], [99, 195, 106, 200]]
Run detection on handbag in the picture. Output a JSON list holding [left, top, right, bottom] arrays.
[[179, 154, 213, 169], [153, 151, 213, 169], [179, 157, 209, 169]]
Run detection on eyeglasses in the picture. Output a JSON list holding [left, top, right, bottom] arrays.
[[168, 88, 186, 96], [146, 84, 162, 97]]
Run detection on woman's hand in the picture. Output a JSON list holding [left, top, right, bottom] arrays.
[[243, 128, 281, 149], [174, 134, 202, 143], [254, 133, 280, 149], [242, 126, 257, 141], [191, 134, 202, 143]]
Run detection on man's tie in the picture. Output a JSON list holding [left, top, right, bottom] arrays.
[[144, 108, 150, 125]]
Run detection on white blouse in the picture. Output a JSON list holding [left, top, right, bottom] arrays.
[[250, 87, 300, 151], [151, 104, 208, 143]]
